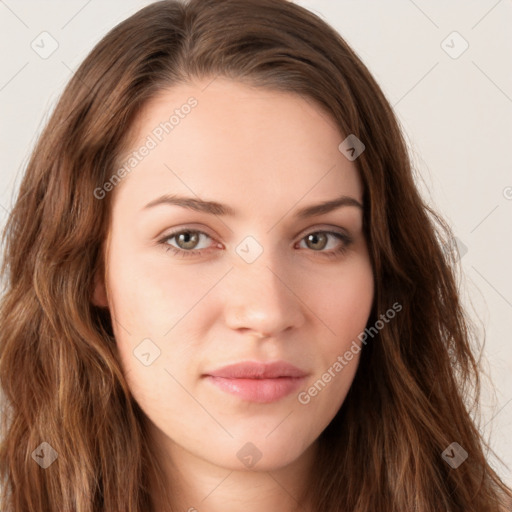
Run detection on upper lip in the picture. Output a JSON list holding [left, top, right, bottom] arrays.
[[204, 361, 308, 379]]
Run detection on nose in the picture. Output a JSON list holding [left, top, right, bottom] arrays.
[[222, 248, 306, 339]]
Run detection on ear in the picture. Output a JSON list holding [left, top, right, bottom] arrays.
[[91, 268, 109, 308]]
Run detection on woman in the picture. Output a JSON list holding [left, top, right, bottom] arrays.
[[1, 0, 511, 510]]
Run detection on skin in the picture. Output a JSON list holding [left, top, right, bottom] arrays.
[[93, 77, 374, 512]]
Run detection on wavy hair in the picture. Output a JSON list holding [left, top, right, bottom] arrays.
[[1, 0, 511, 510]]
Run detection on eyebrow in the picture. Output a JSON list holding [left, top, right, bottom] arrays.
[[142, 194, 363, 218]]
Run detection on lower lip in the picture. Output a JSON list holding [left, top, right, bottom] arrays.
[[204, 376, 306, 403]]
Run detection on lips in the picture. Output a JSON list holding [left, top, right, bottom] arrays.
[[204, 361, 308, 379], [203, 361, 308, 403]]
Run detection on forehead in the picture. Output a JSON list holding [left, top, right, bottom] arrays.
[[111, 78, 363, 219]]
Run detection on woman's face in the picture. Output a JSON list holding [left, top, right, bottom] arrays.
[[94, 78, 374, 473]]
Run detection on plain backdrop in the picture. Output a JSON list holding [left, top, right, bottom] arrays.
[[0, 0, 511, 487]]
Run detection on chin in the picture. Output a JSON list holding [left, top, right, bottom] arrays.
[[208, 436, 314, 472]]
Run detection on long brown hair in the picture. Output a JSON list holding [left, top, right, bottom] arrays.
[[1, 0, 511, 510]]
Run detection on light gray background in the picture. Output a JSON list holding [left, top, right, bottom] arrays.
[[0, 0, 511, 486]]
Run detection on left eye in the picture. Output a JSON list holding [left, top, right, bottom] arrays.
[[159, 229, 353, 259], [161, 230, 215, 255]]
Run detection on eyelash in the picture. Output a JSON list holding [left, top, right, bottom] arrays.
[[158, 228, 353, 260]]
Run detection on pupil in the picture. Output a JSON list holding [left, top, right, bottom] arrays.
[[308, 233, 326, 250], [179, 232, 197, 249]]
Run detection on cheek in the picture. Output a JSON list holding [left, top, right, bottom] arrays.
[[296, 262, 373, 421], [106, 245, 203, 339], [104, 245, 219, 395], [311, 256, 374, 340], [305, 255, 373, 388]]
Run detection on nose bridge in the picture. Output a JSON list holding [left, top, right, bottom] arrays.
[[233, 237, 290, 303], [223, 235, 304, 334]]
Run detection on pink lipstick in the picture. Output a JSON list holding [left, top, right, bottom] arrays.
[[203, 361, 308, 403]]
